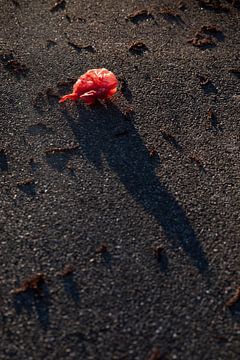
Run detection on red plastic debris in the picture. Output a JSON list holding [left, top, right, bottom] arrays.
[[59, 68, 118, 105]]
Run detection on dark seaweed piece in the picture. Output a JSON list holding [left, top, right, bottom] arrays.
[[119, 78, 132, 102], [126, 9, 154, 24], [45, 144, 79, 154], [0, 52, 28, 76], [197, 0, 230, 12], [57, 264, 75, 277], [225, 288, 240, 308], [67, 41, 96, 53], [149, 148, 158, 157], [5, 60, 28, 75], [160, 130, 183, 151], [207, 108, 222, 131], [187, 33, 216, 48], [11, 0, 20, 7], [129, 41, 148, 55], [197, 74, 210, 86], [147, 347, 162, 360], [11, 273, 45, 295]]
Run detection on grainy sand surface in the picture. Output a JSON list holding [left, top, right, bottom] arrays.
[[0, 1, 239, 359]]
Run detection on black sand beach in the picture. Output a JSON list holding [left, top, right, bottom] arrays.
[[0, 1, 239, 359]]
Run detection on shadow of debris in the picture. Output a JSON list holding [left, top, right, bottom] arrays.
[[13, 284, 50, 331], [0, 150, 8, 171], [60, 102, 209, 273], [17, 182, 36, 197], [63, 274, 80, 304]]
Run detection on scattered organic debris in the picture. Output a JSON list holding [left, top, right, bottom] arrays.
[[95, 243, 108, 254], [50, 0, 66, 12], [0, 51, 28, 76], [225, 287, 240, 308], [147, 347, 162, 360], [129, 41, 148, 54], [160, 130, 182, 151], [149, 147, 158, 157], [189, 156, 206, 172], [45, 144, 79, 155], [124, 107, 135, 121], [197, 0, 230, 12], [152, 244, 164, 259], [17, 178, 35, 187], [11, 0, 20, 7], [126, 9, 154, 23], [187, 32, 215, 48], [57, 264, 75, 277], [5, 60, 28, 75], [228, 68, 240, 78], [197, 74, 210, 86], [11, 273, 45, 295], [67, 41, 96, 53], [118, 77, 132, 102], [207, 108, 221, 130]]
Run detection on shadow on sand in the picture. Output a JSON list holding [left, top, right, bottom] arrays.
[[60, 102, 209, 273]]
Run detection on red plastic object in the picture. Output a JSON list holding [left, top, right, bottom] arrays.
[[59, 68, 118, 105]]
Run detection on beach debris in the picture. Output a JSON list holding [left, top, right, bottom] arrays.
[[187, 32, 215, 47], [45, 144, 79, 154], [67, 41, 96, 53], [225, 287, 240, 308], [146, 347, 162, 360], [126, 9, 154, 23], [57, 264, 75, 277], [11, 273, 45, 295], [0, 51, 28, 76], [149, 147, 158, 157], [197, 74, 210, 86], [59, 68, 118, 105], [129, 41, 148, 54], [197, 0, 230, 12]]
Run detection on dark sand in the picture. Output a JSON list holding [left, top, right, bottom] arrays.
[[0, 1, 239, 359]]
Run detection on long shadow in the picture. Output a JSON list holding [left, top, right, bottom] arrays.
[[61, 103, 209, 273], [13, 284, 50, 331]]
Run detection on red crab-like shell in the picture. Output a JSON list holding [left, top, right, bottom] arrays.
[[59, 68, 118, 105]]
